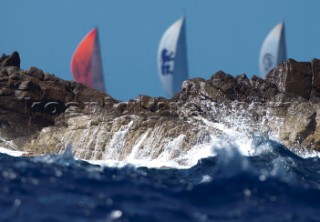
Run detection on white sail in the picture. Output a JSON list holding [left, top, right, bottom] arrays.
[[259, 22, 287, 77], [157, 17, 188, 97]]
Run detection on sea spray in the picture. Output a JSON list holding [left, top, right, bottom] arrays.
[[2, 132, 320, 221]]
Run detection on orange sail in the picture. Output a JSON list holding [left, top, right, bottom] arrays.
[[71, 28, 106, 92]]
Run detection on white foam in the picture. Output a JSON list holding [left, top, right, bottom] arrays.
[[294, 148, 320, 159], [103, 121, 133, 160], [175, 134, 216, 167], [199, 117, 256, 156], [3, 98, 319, 171], [126, 130, 150, 162], [0, 147, 27, 157]]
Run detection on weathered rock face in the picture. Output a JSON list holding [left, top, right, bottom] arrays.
[[266, 59, 313, 100], [0, 52, 116, 150], [0, 51, 20, 68], [1, 51, 320, 166]]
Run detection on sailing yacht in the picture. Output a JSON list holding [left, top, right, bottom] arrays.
[[157, 17, 188, 97], [259, 22, 287, 77], [71, 27, 106, 92]]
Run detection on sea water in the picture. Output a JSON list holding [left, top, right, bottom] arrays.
[[1, 136, 320, 222]]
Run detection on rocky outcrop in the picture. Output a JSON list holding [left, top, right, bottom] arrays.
[[0, 51, 116, 150], [0, 51, 20, 68], [1, 51, 320, 165]]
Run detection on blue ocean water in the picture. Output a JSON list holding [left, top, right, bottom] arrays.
[[1, 139, 320, 222]]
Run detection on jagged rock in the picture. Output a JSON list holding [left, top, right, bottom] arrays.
[[0, 51, 20, 68], [0, 88, 13, 96], [19, 80, 41, 91], [26, 66, 44, 80], [210, 71, 238, 99], [1, 51, 320, 164], [311, 59, 320, 100], [43, 73, 60, 82], [0, 52, 116, 150], [266, 59, 313, 99]]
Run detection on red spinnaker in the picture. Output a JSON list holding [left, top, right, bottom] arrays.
[[71, 28, 105, 92]]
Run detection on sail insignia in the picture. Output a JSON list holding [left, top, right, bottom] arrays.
[[157, 17, 188, 97]]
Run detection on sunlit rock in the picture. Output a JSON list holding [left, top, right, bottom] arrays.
[[1, 51, 320, 167]]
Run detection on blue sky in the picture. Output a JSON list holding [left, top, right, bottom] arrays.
[[1, 0, 320, 101]]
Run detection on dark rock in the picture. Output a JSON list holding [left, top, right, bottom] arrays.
[[266, 59, 312, 99], [114, 102, 127, 114], [0, 76, 9, 82], [19, 80, 41, 91], [265, 61, 287, 92], [69, 81, 78, 91], [251, 75, 278, 100], [27, 67, 44, 80], [9, 72, 23, 81], [177, 79, 199, 102], [0, 88, 14, 96], [0, 119, 10, 129], [286, 59, 312, 99], [234, 74, 257, 101], [0, 54, 6, 63], [235, 74, 251, 90], [8, 79, 20, 88], [44, 73, 60, 82], [14, 90, 41, 101], [138, 95, 155, 111], [3, 66, 20, 75], [210, 71, 238, 99], [0, 69, 8, 77], [0, 51, 20, 68], [203, 79, 229, 102], [310, 58, 320, 100], [0, 54, 10, 67]]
